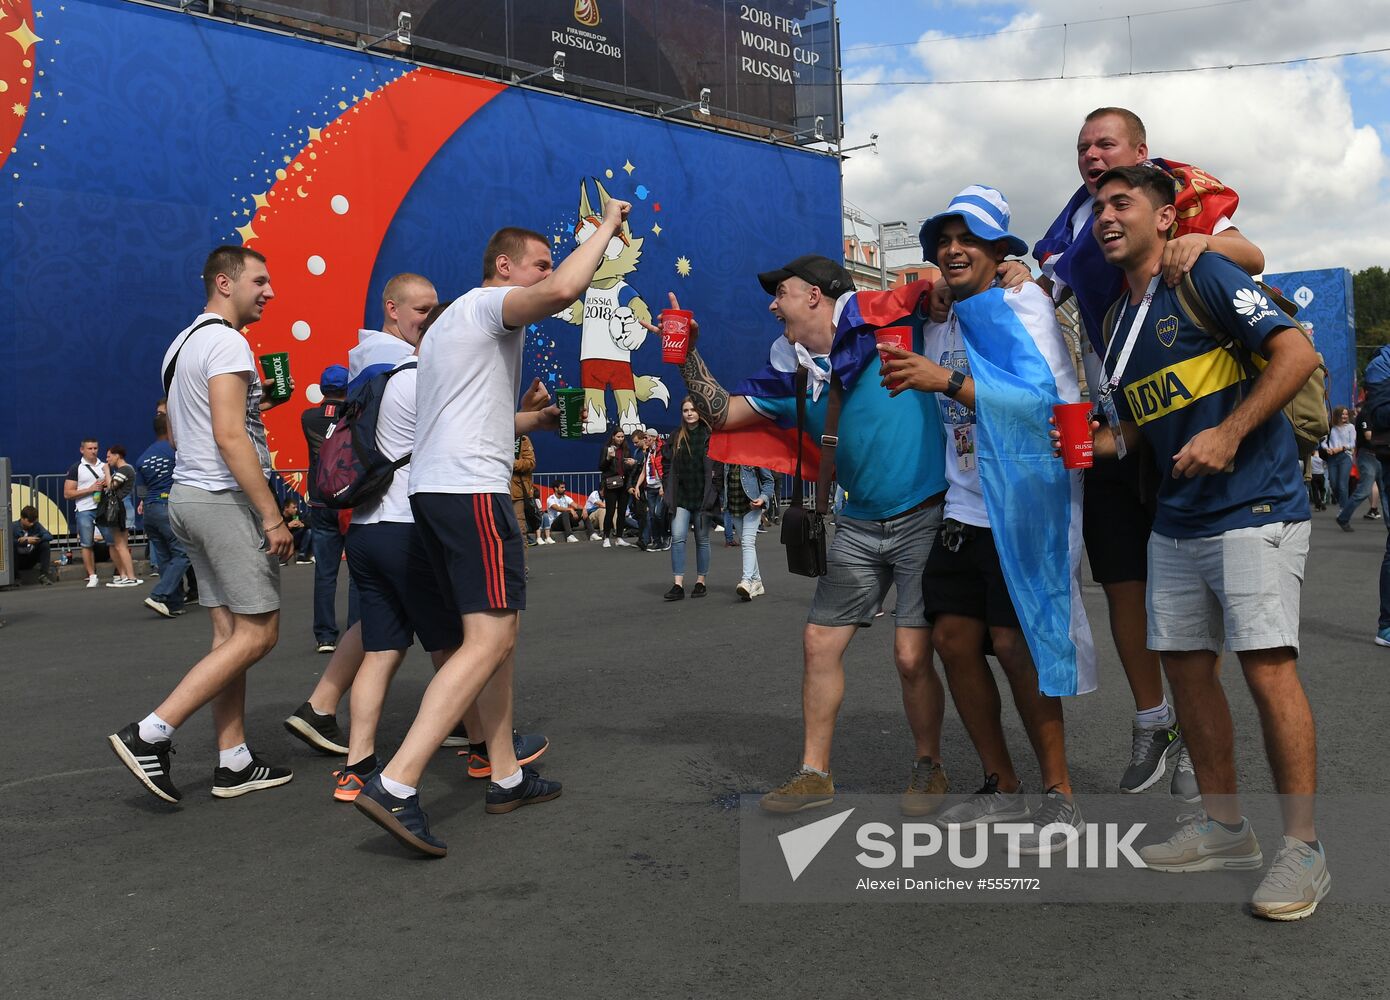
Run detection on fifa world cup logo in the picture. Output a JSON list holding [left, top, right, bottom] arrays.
[[574, 0, 600, 26]]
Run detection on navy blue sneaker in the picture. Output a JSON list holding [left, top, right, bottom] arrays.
[[354, 774, 447, 858], [462, 731, 551, 777], [485, 765, 562, 814]]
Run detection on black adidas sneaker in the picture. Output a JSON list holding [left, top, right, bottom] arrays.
[[108, 723, 181, 803], [212, 755, 294, 799]]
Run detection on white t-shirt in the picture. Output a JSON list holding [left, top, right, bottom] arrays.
[[163, 313, 271, 491], [924, 287, 1079, 529], [548, 492, 577, 512], [353, 361, 418, 525], [410, 286, 524, 496], [69, 460, 108, 512], [348, 329, 414, 384], [585, 490, 603, 513]]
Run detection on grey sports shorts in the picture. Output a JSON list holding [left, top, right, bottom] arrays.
[[169, 483, 281, 615], [808, 502, 943, 628], [1146, 521, 1308, 654]]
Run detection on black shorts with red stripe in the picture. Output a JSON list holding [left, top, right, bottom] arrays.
[[409, 492, 526, 614]]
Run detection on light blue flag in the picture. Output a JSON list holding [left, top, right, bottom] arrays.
[[953, 285, 1097, 696]]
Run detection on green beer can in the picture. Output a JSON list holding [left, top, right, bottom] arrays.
[[258, 352, 293, 403], [556, 386, 585, 439]]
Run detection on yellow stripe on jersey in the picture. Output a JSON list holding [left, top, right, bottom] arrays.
[[1123, 347, 1245, 426]]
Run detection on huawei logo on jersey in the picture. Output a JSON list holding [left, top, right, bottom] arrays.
[[574, 0, 601, 26]]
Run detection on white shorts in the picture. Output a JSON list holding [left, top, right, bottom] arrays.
[[1146, 521, 1309, 655]]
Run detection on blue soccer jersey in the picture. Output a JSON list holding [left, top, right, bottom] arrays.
[[1108, 253, 1310, 537]]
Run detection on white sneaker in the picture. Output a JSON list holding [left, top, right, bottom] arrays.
[[616, 538, 633, 547], [1251, 836, 1331, 921], [86, 574, 100, 589], [749, 580, 765, 598], [590, 532, 601, 541], [566, 534, 579, 543], [736, 580, 753, 601], [105, 577, 127, 588], [602, 538, 612, 548]]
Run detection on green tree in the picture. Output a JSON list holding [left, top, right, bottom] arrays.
[[1354, 266, 1390, 370]]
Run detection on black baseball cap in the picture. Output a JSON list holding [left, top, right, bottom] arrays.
[[758, 254, 856, 299]]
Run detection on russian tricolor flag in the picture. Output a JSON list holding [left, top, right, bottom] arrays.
[[708, 281, 932, 474]]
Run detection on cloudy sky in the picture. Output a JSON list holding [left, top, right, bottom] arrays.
[[837, 0, 1390, 275]]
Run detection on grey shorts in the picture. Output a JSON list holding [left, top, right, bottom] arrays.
[[808, 503, 943, 628], [169, 484, 281, 615], [1146, 521, 1309, 655]]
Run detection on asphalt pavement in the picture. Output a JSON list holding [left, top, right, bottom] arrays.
[[3, 509, 1387, 998]]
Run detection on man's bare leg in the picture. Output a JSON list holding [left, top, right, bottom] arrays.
[[156, 607, 279, 730], [1239, 648, 1318, 842], [1162, 649, 1240, 824], [308, 621, 365, 716], [382, 610, 517, 788], [934, 613, 1017, 789], [990, 626, 1070, 796], [1103, 581, 1165, 710], [801, 623, 857, 772], [346, 650, 407, 764], [894, 625, 944, 761]]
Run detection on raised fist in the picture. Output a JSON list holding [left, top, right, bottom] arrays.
[[610, 307, 647, 351]]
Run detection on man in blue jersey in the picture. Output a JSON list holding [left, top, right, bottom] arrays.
[[676, 256, 952, 817], [136, 413, 192, 618], [1087, 165, 1327, 921]]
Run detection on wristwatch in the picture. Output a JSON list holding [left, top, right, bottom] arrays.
[[943, 369, 966, 399]]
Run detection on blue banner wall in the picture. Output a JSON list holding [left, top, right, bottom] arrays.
[[1264, 268, 1357, 409], [0, 0, 842, 478]]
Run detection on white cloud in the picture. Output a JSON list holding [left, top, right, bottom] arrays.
[[842, 1, 1390, 273]]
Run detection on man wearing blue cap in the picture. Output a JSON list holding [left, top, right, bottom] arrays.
[[301, 363, 350, 655], [883, 185, 1095, 854]]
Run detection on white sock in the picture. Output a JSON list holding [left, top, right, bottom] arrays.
[[800, 763, 830, 778], [380, 774, 417, 799], [218, 743, 253, 771], [494, 768, 524, 789], [1135, 698, 1173, 730], [137, 713, 175, 744]]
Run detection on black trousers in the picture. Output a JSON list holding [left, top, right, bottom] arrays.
[[603, 488, 629, 538]]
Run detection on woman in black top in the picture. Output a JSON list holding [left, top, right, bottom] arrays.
[[598, 428, 638, 547], [101, 444, 141, 586], [663, 397, 717, 600]]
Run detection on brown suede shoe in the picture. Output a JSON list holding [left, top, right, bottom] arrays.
[[900, 756, 949, 816], [759, 767, 835, 814]]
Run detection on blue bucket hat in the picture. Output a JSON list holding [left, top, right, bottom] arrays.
[[918, 184, 1029, 265]]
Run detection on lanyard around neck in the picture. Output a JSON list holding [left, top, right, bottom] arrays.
[[1101, 276, 1160, 395]]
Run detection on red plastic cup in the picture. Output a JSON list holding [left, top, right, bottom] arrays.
[[661, 309, 693, 364], [1053, 402, 1095, 469], [876, 326, 912, 389]]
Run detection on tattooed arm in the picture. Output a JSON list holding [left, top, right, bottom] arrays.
[[652, 294, 766, 430]]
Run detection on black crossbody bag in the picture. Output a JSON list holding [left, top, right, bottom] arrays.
[[780, 367, 842, 578]]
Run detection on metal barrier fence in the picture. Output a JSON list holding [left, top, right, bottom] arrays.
[[10, 466, 827, 554]]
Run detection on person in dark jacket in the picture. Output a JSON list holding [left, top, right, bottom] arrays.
[[598, 427, 638, 547], [663, 397, 717, 600], [12, 506, 55, 583]]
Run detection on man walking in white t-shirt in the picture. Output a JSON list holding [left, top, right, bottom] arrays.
[[354, 200, 631, 857], [108, 245, 298, 804]]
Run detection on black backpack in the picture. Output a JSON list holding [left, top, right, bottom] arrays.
[[311, 362, 416, 509]]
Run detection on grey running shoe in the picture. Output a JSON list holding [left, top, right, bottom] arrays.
[[935, 773, 1030, 830], [1015, 788, 1084, 856], [1120, 721, 1182, 793], [1169, 745, 1200, 803], [1251, 836, 1331, 921], [1139, 814, 1263, 872]]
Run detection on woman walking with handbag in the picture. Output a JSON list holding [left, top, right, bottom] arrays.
[[664, 397, 717, 600], [598, 428, 637, 548]]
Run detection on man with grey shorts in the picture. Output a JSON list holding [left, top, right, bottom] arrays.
[[673, 255, 952, 816], [107, 246, 298, 805], [1086, 166, 1327, 920]]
